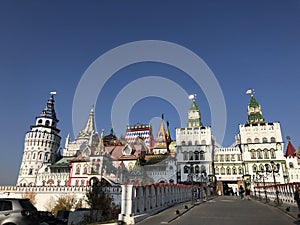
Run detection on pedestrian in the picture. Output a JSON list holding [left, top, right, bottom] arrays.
[[239, 185, 245, 200], [245, 186, 251, 200], [294, 185, 300, 218]]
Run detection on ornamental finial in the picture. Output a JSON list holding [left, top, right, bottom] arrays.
[[246, 89, 255, 96]]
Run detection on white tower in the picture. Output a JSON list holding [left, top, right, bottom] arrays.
[[17, 92, 61, 186]]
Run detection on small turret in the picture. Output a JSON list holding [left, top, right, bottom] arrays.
[[246, 89, 265, 125], [187, 94, 202, 128]]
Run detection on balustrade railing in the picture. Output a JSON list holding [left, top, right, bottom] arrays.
[[253, 182, 300, 206]]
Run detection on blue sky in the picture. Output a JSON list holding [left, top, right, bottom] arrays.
[[0, 0, 300, 185]]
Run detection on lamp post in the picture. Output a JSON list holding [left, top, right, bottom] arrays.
[[255, 171, 268, 203], [265, 161, 280, 206], [208, 174, 217, 195], [187, 163, 195, 205]]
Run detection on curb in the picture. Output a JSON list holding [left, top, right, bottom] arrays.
[[166, 197, 216, 223]]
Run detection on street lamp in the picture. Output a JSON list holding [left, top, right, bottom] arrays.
[[254, 171, 268, 203], [243, 174, 251, 187], [265, 161, 280, 206], [208, 174, 217, 195]]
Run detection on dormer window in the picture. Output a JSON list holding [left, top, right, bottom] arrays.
[[123, 146, 132, 155]]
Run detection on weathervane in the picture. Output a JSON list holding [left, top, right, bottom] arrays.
[[188, 94, 197, 101], [246, 89, 255, 96], [50, 91, 57, 96]]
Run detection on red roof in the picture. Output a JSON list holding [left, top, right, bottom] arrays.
[[284, 141, 296, 158]]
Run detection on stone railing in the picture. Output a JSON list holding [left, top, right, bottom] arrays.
[[118, 183, 193, 224], [0, 185, 122, 210], [253, 182, 300, 206]]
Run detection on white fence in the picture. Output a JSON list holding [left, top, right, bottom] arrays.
[[253, 182, 300, 206], [0, 186, 122, 211], [118, 183, 193, 224]]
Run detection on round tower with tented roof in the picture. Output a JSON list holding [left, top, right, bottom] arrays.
[[17, 92, 61, 186]]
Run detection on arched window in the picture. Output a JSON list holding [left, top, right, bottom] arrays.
[[214, 155, 218, 162], [194, 151, 199, 160], [215, 167, 219, 175], [75, 165, 81, 175], [232, 166, 237, 174], [259, 164, 265, 171], [289, 162, 294, 168], [252, 164, 258, 172], [38, 119, 42, 124], [254, 138, 260, 143], [190, 166, 194, 173], [270, 149, 276, 159], [270, 137, 276, 143], [83, 165, 88, 174], [181, 141, 186, 146], [247, 138, 252, 143], [195, 165, 200, 173], [201, 165, 206, 173], [262, 137, 268, 143], [189, 151, 194, 160], [195, 140, 199, 145], [226, 167, 231, 175], [221, 167, 225, 175], [238, 166, 243, 174], [257, 149, 263, 159], [184, 165, 189, 173], [183, 152, 188, 160], [201, 140, 206, 145], [45, 120, 50, 126], [264, 149, 269, 159], [188, 141, 192, 146], [251, 150, 256, 159], [75, 180, 79, 187], [200, 151, 205, 160]]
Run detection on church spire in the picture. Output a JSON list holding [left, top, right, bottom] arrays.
[[39, 92, 58, 122], [77, 106, 96, 138], [187, 94, 202, 128], [246, 89, 265, 124]]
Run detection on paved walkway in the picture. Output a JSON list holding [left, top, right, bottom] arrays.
[[136, 197, 213, 225], [136, 196, 300, 224]]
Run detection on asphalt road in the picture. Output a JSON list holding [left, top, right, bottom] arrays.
[[137, 196, 300, 225]]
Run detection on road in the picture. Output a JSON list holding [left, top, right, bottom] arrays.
[[137, 196, 300, 225]]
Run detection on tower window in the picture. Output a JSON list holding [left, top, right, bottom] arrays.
[[45, 120, 50, 126], [264, 149, 269, 159], [38, 119, 42, 124], [270, 149, 276, 159]]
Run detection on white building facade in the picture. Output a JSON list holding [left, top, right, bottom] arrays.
[[236, 94, 288, 187], [17, 93, 61, 187], [176, 99, 216, 185]]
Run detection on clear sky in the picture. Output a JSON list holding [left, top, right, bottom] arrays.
[[0, 0, 300, 185]]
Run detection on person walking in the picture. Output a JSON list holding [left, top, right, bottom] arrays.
[[245, 187, 251, 200], [239, 185, 245, 200], [294, 185, 300, 218]]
